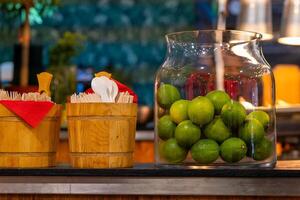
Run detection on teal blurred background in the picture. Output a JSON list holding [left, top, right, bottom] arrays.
[[0, 0, 202, 106], [0, 0, 298, 108]]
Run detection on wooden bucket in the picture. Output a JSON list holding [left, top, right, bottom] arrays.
[[0, 104, 61, 168], [66, 103, 137, 168]]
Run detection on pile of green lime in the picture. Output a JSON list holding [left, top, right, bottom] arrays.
[[157, 83, 274, 164]]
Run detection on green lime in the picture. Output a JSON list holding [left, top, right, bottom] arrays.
[[206, 90, 231, 114], [221, 101, 247, 129], [250, 137, 273, 161], [220, 137, 247, 163], [247, 111, 270, 129], [175, 120, 201, 148], [157, 115, 176, 140], [191, 139, 219, 164], [188, 96, 214, 126], [157, 84, 181, 109], [239, 118, 265, 144], [204, 116, 232, 144], [162, 138, 188, 163], [170, 99, 189, 124]]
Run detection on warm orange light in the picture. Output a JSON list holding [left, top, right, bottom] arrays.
[[262, 65, 300, 106], [276, 142, 283, 157], [274, 65, 300, 104]]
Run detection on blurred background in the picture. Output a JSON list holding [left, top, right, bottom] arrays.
[[1, 0, 300, 163]]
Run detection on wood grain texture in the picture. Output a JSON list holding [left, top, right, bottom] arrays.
[[0, 195, 299, 200], [66, 103, 137, 117], [0, 105, 61, 168], [67, 103, 137, 168], [276, 160, 300, 168], [70, 152, 133, 168], [56, 139, 70, 165], [56, 140, 153, 165]]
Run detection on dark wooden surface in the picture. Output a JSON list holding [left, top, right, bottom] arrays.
[[0, 161, 299, 199], [0, 160, 298, 177], [0, 195, 300, 200]]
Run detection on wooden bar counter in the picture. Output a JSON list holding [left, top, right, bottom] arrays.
[[0, 161, 300, 199]]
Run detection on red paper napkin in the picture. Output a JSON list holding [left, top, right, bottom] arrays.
[[0, 100, 54, 128], [86, 79, 138, 103]]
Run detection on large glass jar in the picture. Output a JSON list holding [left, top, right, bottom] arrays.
[[155, 30, 276, 168]]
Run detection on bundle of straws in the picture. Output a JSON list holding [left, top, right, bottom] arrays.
[[70, 91, 133, 103], [0, 90, 51, 102]]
